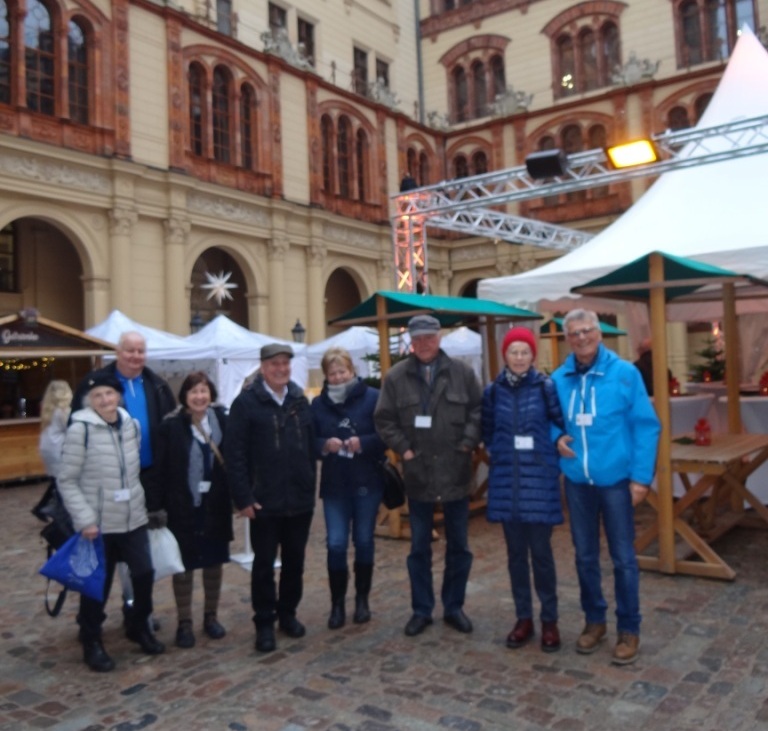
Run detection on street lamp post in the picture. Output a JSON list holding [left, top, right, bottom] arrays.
[[291, 318, 306, 343]]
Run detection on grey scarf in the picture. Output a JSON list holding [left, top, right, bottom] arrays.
[[187, 408, 223, 507]]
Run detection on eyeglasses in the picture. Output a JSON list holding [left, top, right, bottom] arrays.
[[566, 326, 597, 339]]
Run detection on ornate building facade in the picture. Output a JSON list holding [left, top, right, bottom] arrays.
[[0, 0, 763, 344]]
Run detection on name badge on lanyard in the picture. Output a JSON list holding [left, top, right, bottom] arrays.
[[415, 415, 433, 429], [114, 488, 131, 502], [575, 413, 593, 427], [515, 435, 534, 450]]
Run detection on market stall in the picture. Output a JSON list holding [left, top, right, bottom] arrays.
[[0, 311, 115, 482]]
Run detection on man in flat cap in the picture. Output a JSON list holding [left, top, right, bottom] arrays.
[[375, 315, 482, 637], [225, 342, 316, 653]]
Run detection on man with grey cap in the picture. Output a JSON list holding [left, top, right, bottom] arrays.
[[375, 314, 482, 637], [225, 342, 316, 653]]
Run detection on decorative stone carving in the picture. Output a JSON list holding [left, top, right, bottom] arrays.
[[109, 208, 138, 237], [163, 217, 191, 246], [268, 236, 289, 261], [308, 243, 327, 266], [187, 192, 268, 226], [261, 28, 314, 71], [0, 152, 109, 191], [612, 52, 661, 86], [323, 223, 378, 250], [367, 78, 399, 110], [426, 111, 451, 130], [492, 86, 533, 116], [452, 243, 496, 262]]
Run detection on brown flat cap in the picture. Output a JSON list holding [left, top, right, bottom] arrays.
[[260, 342, 294, 360]]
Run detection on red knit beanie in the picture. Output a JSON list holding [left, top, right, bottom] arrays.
[[501, 327, 537, 359]]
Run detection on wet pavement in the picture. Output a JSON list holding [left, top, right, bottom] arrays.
[[2, 482, 768, 731]]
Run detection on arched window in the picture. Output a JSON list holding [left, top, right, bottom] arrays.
[[25, 0, 55, 115], [703, 0, 725, 60], [356, 128, 368, 201], [418, 151, 430, 187], [675, 0, 751, 68], [337, 115, 352, 199], [472, 60, 486, 118], [407, 147, 417, 179], [240, 83, 257, 169], [557, 36, 575, 97], [602, 23, 621, 83], [562, 125, 584, 201], [472, 151, 488, 175], [588, 125, 608, 197], [321, 115, 333, 192], [667, 105, 690, 130], [212, 66, 231, 164], [188, 63, 206, 157], [453, 66, 468, 122], [490, 55, 505, 99], [694, 92, 712, 123], [579, 29, 598, 91], [68, 19, 89, 124], [454, 155, 468, 178], [0, 1, 9, 104]]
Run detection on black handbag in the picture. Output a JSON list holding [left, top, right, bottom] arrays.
[[380, 459, 406, 510], [37, 482, 75, 617]]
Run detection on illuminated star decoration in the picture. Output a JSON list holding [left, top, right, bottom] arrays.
[[201, 270, 238, 306]]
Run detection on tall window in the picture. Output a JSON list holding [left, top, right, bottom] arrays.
[[353, 47, 367, 95], [472, 151, 488, 175], [356, 129, 368, 201], [0, 1, 10, 105], [454, 155, 468, 178], [68, 20, 88, 124], [268, 3, 287, 35], [212, 66, 231, 163], [557, 36, 575, 96], [337, 115, 352, 197], [490, 55, 505, 99], [562, 125, 585, 201], [375, 58, 389, 87], [240, 84, 257, 169], [472, 61, 486, 117], [453, 66, 468, 122], [668, 105, 690, 130], [298, 18, 314, 66], [217, 0, 233, 36], [579, 29, 598, 91], [25, 0, 55, 115], [189, 63, 206, 157], [321, 115, 333, 192], [676, 0, 754, 67], [0, 223, 16, 293], [418, 151, 430, 187]]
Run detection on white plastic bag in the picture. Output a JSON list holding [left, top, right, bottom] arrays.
[[148, 527, 185, 580]]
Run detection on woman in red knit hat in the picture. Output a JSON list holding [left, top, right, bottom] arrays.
[[481, 327, 567, 652]]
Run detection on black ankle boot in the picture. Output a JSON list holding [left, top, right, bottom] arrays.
[[83, 639, 115, 672], [126, 626, 166, 655], [328, 601, 345, 630], [327, 569, 348, 630], [353, 595, 371, 624], [353, 563, 373, 624]]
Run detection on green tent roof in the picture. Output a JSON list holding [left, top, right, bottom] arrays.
[[572, 251, 768, 303], [330, 290, 541, 328], [540, 317, 627, 336]]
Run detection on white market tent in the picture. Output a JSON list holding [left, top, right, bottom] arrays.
[[306, 326, 383, 377], [87, 311, 308, 407], [478, 28, 768, 324]]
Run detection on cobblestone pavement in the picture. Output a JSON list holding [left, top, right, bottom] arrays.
[[2, 483, 768, 731]]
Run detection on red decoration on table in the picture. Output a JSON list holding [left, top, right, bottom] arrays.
[[760, 371, 768, 395], [702, 370, 712, 383], [694, 418, 712, 446], [669, 377, 680, 396]]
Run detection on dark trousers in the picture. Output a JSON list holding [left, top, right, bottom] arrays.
[[248, 511, 313, 626], [77, 525, 154, 642]]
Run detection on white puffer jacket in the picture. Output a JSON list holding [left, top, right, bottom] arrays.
[[58, 406, 148, 534]]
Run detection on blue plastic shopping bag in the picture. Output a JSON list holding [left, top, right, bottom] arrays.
[[39, 534, 106, 602]]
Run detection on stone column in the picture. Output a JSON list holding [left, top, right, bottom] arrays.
[[163, 217, 191, 334], [307, 243, 326, 342], [267, 236, 288, 337], [377, 257, 393, 291], [108, 207, 138, 313], [436, 268, 453, 296], [667, 321, 689, 384], [81, 275, 111, 326]]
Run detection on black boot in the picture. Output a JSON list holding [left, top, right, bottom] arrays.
[[353, 563, 373, 624], [126, 571, 165, 655], [83, 639, 115, 672], [327, 569, 348, 630]]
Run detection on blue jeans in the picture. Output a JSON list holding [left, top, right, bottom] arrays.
[[502, 522, 558, 623], [323, 484, 383, 571], [407, 497, 473, 617], [565, 478, 641, 634]]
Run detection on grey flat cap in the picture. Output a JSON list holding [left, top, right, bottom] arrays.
[[408, 314, 441, 337], [260, 342, 294, 360]]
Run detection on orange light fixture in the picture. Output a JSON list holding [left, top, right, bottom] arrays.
[[605, 139, 658, 169]]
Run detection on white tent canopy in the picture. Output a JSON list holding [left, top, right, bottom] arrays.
[[87, 312, 308, 407], [306, 326, 382, 377], [478, 27, 768, 320]]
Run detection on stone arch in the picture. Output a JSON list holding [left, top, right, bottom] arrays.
[[323, 265, 368, 336]]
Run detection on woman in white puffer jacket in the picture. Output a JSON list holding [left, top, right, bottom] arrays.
[[58, 373, 165, 672]]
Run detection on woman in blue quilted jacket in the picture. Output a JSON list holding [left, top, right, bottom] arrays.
[[482, 327, 566, 652]]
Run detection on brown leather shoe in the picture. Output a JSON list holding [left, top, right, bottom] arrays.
[[576, 622, 607, 654], [541, 621, 561, 653], [612, 632, 640, 665], [506, 618, 534, 649]]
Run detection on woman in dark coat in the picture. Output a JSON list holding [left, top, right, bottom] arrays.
[[482, 328, 566, 653], [311, 347, 386, 630], [147, 371, 232, 649]]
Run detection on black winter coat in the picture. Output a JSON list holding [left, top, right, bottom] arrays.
[[147, 406, 233, 564], [225, 376, 316, 516]]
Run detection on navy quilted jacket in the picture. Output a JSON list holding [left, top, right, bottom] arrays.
[[482, 367, 566, 525]]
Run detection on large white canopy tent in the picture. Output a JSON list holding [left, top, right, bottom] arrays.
[[87, 311, 308, 407], [478, 28, 768, 380]]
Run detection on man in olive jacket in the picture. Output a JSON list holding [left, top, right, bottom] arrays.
[[225, 343, 316, 654], [374, 315, 482, 637]]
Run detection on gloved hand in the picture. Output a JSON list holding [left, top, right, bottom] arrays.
[[147, 509, 168, 530]]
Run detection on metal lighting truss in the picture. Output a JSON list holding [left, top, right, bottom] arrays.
[[391, 114, 768, 292]]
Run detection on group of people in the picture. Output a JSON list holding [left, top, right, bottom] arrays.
[[38, 307, 660, 672]]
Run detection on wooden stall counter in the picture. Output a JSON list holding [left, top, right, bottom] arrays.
[[0, 419, 46, 483]]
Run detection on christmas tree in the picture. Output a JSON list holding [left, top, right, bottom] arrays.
[[690, 336, 725, 382]]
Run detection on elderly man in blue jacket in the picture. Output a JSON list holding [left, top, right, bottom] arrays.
[[552, 309, 660, 666]]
